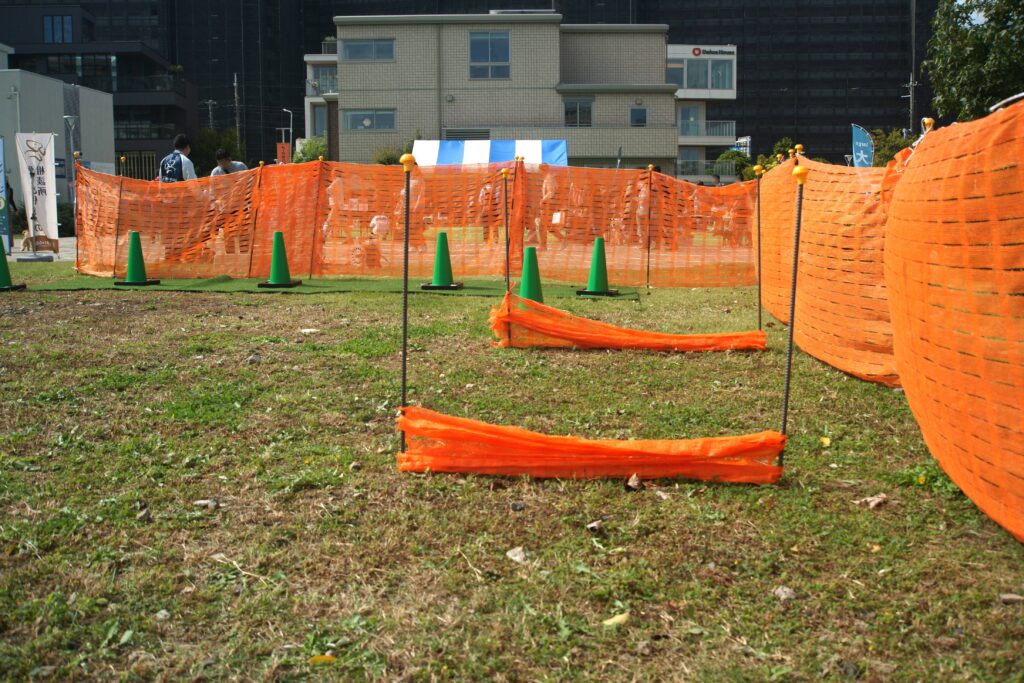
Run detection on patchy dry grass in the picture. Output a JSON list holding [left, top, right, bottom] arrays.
[[1, 262, 1022, 681]]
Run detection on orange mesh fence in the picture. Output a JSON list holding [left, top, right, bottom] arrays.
[[75, 160, 758, 287], [490, 292, 767, 352], [885, 101, 1024, 543], [397, 406, 785, 482], [757, 157, 899, 385]]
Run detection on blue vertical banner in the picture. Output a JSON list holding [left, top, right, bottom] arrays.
[[851, 124, 874, 168], [0, 136, 10, 255]]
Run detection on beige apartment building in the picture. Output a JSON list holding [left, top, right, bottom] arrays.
[[304, 12, 679, 173]]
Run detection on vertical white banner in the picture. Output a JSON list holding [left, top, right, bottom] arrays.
[[16, 133, 59, 241]]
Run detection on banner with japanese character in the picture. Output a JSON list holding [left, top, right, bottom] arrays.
[[16, 132, 59, 241]]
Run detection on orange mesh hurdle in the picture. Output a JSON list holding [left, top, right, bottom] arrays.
[[490, 292, 767, 352], [758, 157, 899, 385], [885, 101, 1024, 542], [397, 406, 785, 483]]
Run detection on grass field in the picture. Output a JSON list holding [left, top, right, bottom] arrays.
[[1, 262, 1022, 681]]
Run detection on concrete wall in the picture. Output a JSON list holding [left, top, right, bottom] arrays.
[[560, 31, 667, 85], [78, 85, 115, 166], [0, 70, 113, 204], [0, 42, 12, 69]]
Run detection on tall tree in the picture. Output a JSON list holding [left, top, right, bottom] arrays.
[[926, 0, 1024, 120]]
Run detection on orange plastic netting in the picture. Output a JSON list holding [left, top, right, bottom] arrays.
[[75, 161, 757, 288], [489, 292, 767, 351], [757, 157, 899, 385], [397, 406, 785, 482], [884, 102, 1024, 542]]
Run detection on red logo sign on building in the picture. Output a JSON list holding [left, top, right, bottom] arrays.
[[692, 47, 702, 57]]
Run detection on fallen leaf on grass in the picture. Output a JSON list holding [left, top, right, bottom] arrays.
[[299, 328, 320, 335], [999, 593, 1023, 605], [603, 612, 630, 627], [309, 654, 336, 665], [772, 585, 798, 602], [853, 493, 889, 510], [820, 436, 832, 447], [626, 474, 642, 491], [506, 546, 527, 564]]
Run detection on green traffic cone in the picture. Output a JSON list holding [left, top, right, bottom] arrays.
[[0, 252, 27, 292], [576, 237, 618, 297], [115, 231, 160, 286], [421, 231, 463, 290], [258, 231, 302, 288], [519, 246, 543, 304]]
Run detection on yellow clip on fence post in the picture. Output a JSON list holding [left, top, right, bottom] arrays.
[[399, 153, 416, 453], [776, 153, 784, 164], [795, 143, 804, 156]]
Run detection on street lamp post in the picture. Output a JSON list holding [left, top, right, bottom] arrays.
[[282, 108, 293, 161]]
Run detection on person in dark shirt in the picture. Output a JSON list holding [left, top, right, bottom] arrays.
[[159, 134, 197, 183]]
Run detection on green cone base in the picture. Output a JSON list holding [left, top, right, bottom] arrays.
[[0, 283, 27, 292], [115, 279, 160, 286], [576, 288, 619, 297], [258, 279, 302, 289], [421, 281, 463, 290]]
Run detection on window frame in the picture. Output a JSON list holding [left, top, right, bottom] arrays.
[[629, 106, 647, 128], [563, 98, 593, 128], [341, 39, 395, 62], [469, 31, 511, 80], [343, 109, 396, 132]]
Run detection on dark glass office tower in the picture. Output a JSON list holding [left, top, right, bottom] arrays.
[[637, 0, 938, 161]]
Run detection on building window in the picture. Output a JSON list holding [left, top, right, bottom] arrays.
[[342, 39, 394, 61], [311, 65, 337, 94], [44, 15, 73, 44], [564, 99, 592, 127], [710, 60, 733, 89], [686, 59, 708, 89], [469, 31, 510, 79], [666, 62, 685, 88], [678, 148, 700, 175], [630, 107, 647, 128], [312, 105, 328, 137], [344, 109, 395, 131], [678, 105, 700, 136]]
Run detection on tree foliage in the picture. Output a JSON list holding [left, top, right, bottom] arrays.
[[715, 150, 754, 180], [926, 0, 1024, 120], [190, 128, 245, 176], [294, 136, 328, 163], [870, 129, 914, 167]]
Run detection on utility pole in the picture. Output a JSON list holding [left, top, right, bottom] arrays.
[[200, 99, 216, 129], [282, 108, 293, 159], [233, 73, 241, 147], [903, 72, 919, 134]]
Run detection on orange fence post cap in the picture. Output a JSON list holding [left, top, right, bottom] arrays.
[[792, 164, 808, 185], [753, 164, 764, 176], [499, 167, 510, 178], [795, 143, 804, 154], [400, 153, 416, 172], [647, 164, 654, 171], [318, 155, 324, 161], [776, 153, 784, 162], [120, 155, 126, 162], [922, 117, 935, 132], [787, 148, 795, 158]]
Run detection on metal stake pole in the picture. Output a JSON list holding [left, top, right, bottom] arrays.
[[754, 165, 765, 330], [399, 154, 415, 452], [779, 163, 809, 464]]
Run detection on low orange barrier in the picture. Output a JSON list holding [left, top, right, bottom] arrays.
[[885, 101, 1024, 542], [397, 406, 785, 483], [489, 292, 767, 352]]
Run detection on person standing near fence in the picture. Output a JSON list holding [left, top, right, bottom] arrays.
[[159, 134, 197, 183]]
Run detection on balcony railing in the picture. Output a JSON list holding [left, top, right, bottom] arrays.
[[322, 40, 337, 54], [115, 121, 178, 140], [306, 75, 338, 96], [678, 120, 736, 138], [78, 74, 187, 96], [677, 160, 737, 177]]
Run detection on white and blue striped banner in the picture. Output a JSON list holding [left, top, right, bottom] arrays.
[[411, 139, 567, 167]]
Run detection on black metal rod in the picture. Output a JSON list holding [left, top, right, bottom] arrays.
[[779, 179, 805, 448], [756, 175, 763, 331], [400, 164, 411, 453], [644, 166, 654, 291]]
